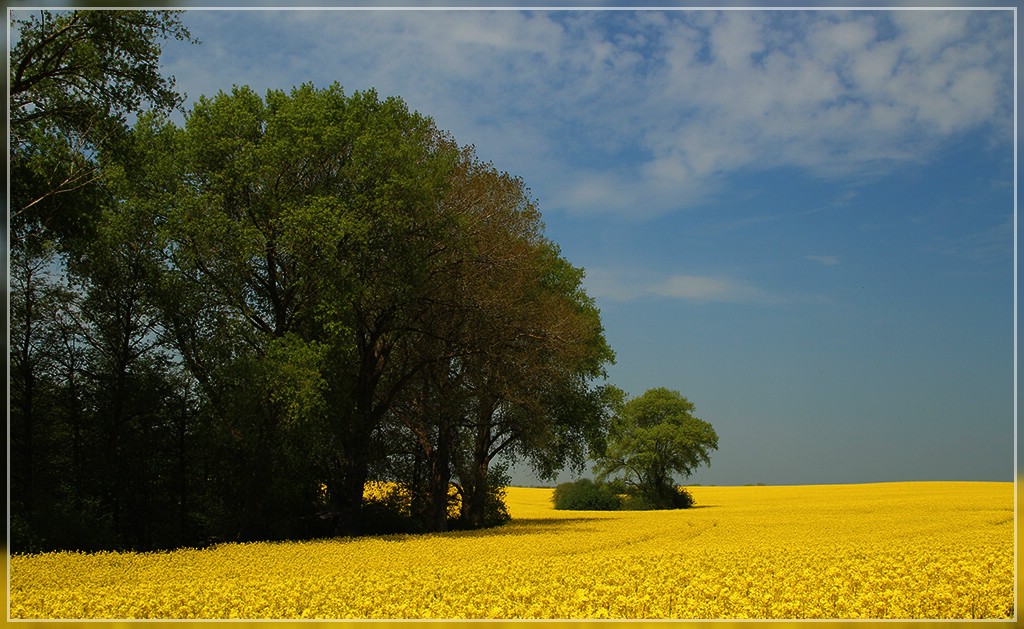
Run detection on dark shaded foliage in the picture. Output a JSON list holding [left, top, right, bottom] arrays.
[[552, 478, 622, 511], [553, 478, 696, 512], [9, 12, 612, 552]]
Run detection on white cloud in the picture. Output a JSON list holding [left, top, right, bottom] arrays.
[[562, 10, 1008, 217], [163, 9, 1013, 218], [584, 268, 776, 305], [582, 267, 649, 302], [665, 12, 1006, 167], [653, 275, 769, 303]]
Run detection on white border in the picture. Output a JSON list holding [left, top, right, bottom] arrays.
[[5, 3, 1019, 623]]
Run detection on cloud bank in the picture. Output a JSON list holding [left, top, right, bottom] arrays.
[[164, 8, 1013, 218]]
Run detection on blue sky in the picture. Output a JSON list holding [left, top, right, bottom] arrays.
[[99, 5, 1016, 485]]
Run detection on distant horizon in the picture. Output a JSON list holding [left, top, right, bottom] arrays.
[[510, 478, 1017, 490]]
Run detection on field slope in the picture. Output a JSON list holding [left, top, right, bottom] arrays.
[[9, 481, 1014, 619]]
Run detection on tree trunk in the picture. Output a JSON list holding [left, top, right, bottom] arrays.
[[460, 457, 489, 529], [460, 398, 496, 529], [14, 264, 37, 513], [176, 390, 189, 545], [427, 418, 452, 532], [332, 457, 368, 536], [333, 325, 388, 537]]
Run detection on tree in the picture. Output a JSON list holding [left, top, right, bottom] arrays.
[[451, 238, 616, 528], [9, 236, 67, 532], [595, 388, 718, 509], [68, 195, 175, 548], [10, 9, 195, 238], [9, 25, 617, 544], [357, 143, 616, 532], [9, 9, 198, 551], [141, 83, 466, 537]]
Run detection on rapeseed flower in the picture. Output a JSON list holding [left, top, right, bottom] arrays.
[[9, 481, 1013, 619]]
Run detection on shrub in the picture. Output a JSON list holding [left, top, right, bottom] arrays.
[[634, 485, 696, 510], [673, 486, 695, 509], [552, 478, 622, 511], [617, 492, 655, 511]]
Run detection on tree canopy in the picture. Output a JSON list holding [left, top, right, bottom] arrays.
[[595, 388, 718, 509], [10, 10, 195, 248], [9, 11, 618, 550]]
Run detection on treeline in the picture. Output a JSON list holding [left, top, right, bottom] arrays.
[[9, 10, 617, 552]]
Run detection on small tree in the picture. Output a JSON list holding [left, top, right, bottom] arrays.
[[594, 388, 718, 509]]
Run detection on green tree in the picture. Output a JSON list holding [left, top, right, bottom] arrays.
[[453, 238, 616, 528], [370, 144, 616, 532], [10, 9, 194, 236], [595, 388, 718, 509], [69, 196, 174, 548], [144, 83, 464, 537], [9, 236, 70, 545], [10, 40, 617, 544], [9, 9, 198, 551]]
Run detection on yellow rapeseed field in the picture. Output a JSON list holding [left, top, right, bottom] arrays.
[[8, 481, 1014, 619]]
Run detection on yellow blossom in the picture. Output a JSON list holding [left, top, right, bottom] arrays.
[[9, 481, 1013, 619]]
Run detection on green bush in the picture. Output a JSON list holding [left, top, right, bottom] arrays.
[[617, 491, 655, 511], [552, 479, 697, 512], [634, 485, 695, 510], [552, 478, 622, 511], [672, 486, 695, 509]]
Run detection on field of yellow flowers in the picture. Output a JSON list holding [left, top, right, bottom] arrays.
[[8, 481, 1014, 619]]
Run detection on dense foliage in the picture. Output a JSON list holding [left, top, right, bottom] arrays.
[[551, 478, 622, 511], [9, 10, 615, 551], [551, 478, 694, 511]]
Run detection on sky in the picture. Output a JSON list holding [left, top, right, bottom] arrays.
[[26, 3, 1017, 486]]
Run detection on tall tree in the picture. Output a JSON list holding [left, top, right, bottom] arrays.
[[9, 9, 198, 551], [10, 33, 618, 545], [453, 241, 616, 528], [68, 192, 171, 547], [378, 147, 616, 531], [428, 155, 616, 528], [148, 84, 463, 536], [9, 237, 65, 523]]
